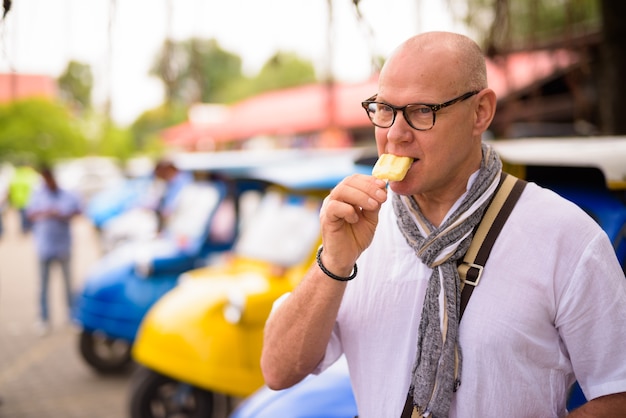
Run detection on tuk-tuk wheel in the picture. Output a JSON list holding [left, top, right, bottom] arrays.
[[129, 366, 214, 418], [79, 329, 133, 374]]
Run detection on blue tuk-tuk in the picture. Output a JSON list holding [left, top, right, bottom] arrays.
[[230, 137, 626, 417], [86, 175, 156, 231], [73, 175, 267, 373]]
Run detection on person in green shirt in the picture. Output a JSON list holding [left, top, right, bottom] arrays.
[[9, 164, 40, 234]]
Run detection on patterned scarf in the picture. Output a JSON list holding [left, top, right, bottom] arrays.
[[392, 143, 502, 417]]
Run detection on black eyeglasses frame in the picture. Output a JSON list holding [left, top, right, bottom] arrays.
[[361, 90, 481, 131]]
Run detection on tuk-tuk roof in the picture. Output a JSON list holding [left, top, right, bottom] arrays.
[[490, 137, 626, 189], [172, 147, 374, 191]]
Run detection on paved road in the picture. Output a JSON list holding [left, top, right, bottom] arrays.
[[0, 209, 132, 418]]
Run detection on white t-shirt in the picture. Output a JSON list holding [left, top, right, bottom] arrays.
[[317, 181, 626, 418]]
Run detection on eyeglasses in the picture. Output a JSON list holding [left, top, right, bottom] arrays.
[[361, 90, 480, 131]]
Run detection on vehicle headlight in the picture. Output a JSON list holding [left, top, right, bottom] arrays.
[[223, 290, 246, 324]]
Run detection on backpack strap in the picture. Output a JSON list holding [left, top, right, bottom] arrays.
[[457, 172, 527, 318], [399, 172, 527, 418]]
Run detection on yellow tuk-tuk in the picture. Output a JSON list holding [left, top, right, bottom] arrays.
[[127, 149, 372, 418]]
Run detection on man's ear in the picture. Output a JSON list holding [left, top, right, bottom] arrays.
[[473, 89, 497, 135]]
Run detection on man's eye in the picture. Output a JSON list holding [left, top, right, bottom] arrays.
[[408, 106, 432, 116], [376, 105, 393, 114]]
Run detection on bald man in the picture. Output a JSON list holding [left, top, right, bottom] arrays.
[[261, 32, 626, 417]]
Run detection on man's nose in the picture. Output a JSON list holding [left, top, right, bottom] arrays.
[[385, 111, 414, 143]]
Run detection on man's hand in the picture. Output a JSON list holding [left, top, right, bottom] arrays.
[[318, 174, 388, 277]]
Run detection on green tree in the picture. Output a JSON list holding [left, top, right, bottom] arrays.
[[57, 60, 94, 113], [0, 98, 88, 164], [451, 0, 600, 53], [151, 38, 243, 106], [216, 51, 318, 103], [130, 102, 187, 150], [141, 39, 319, 147], [95, 123, 136, 161], [254, 52, 317, 92], [149, 38, 319, 107]]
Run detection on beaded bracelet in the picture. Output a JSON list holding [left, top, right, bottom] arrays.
[[316, 246, 358, 281]]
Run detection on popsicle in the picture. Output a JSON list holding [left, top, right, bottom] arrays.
[[372, 154, 413, 181]]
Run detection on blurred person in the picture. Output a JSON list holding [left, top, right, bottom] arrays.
[[27, 165, 82, 335], [261, 32, 626, 417], [0, 172, 8, 239], [8, 164, 40, 234], [152, 159, 193, 231]]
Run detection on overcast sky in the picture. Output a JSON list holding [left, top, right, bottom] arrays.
[[0, 0, 467, 125]]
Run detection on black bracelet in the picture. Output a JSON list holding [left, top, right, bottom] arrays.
[[316, 246, 357, 281]]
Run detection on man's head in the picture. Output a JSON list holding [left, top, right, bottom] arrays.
[[372, 31, 497, 200], [154, 160, 178, 182], [39, 166, 58, 192]]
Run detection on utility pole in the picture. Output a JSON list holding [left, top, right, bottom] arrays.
[[325, 0, 336, 131], [104, 0, 116, 121]]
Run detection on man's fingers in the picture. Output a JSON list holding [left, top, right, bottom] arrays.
[[323, 198, 360, 224], [326, 175, 386, 208]]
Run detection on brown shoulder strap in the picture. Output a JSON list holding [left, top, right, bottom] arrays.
[[400, 172, 527, 418]]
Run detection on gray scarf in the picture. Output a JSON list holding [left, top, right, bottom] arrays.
[[392, 143, 502, 417]]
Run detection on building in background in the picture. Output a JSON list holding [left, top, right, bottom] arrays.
[[161, 34, 599, 153], [0, 73, 57, 102]]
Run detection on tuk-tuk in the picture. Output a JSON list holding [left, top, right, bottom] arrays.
[[231, 357, 357, 418], [229, 137, 626, 417], [73, 175, 269, 373], [86, 175, 156, 231], [127, 150, 371, 418], [493, 137, 626, 270]]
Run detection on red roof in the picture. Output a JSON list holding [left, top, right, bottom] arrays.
[[0, 73, 57, 102], [486, 49, 578, 98], [163, 49, 579, 149], [222, 80, 375, 139], [162, 78, 377, 149]]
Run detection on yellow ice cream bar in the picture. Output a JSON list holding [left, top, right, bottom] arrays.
[[372, 154, 413, 181]]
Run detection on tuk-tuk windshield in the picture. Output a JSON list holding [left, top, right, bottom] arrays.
[[165, 182, 223, 245], [234, 190, 321, 267]]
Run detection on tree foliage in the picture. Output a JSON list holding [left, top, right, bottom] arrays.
[[150, 37, 318, 107], [255, 52, 317, 93], [95, 122, 137, 161], [215, 51, 318, 103], [450, 0, 601, 53], [57, 60, 94, 112], [141, 38, 319, 144], [0, 98, 88, 165], [130, 102, 188, 151], [150, 38, 243, 105]]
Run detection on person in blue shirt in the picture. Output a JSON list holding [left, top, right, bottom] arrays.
[[153, 159, 194, 231], [27, 165, 82, 335]]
